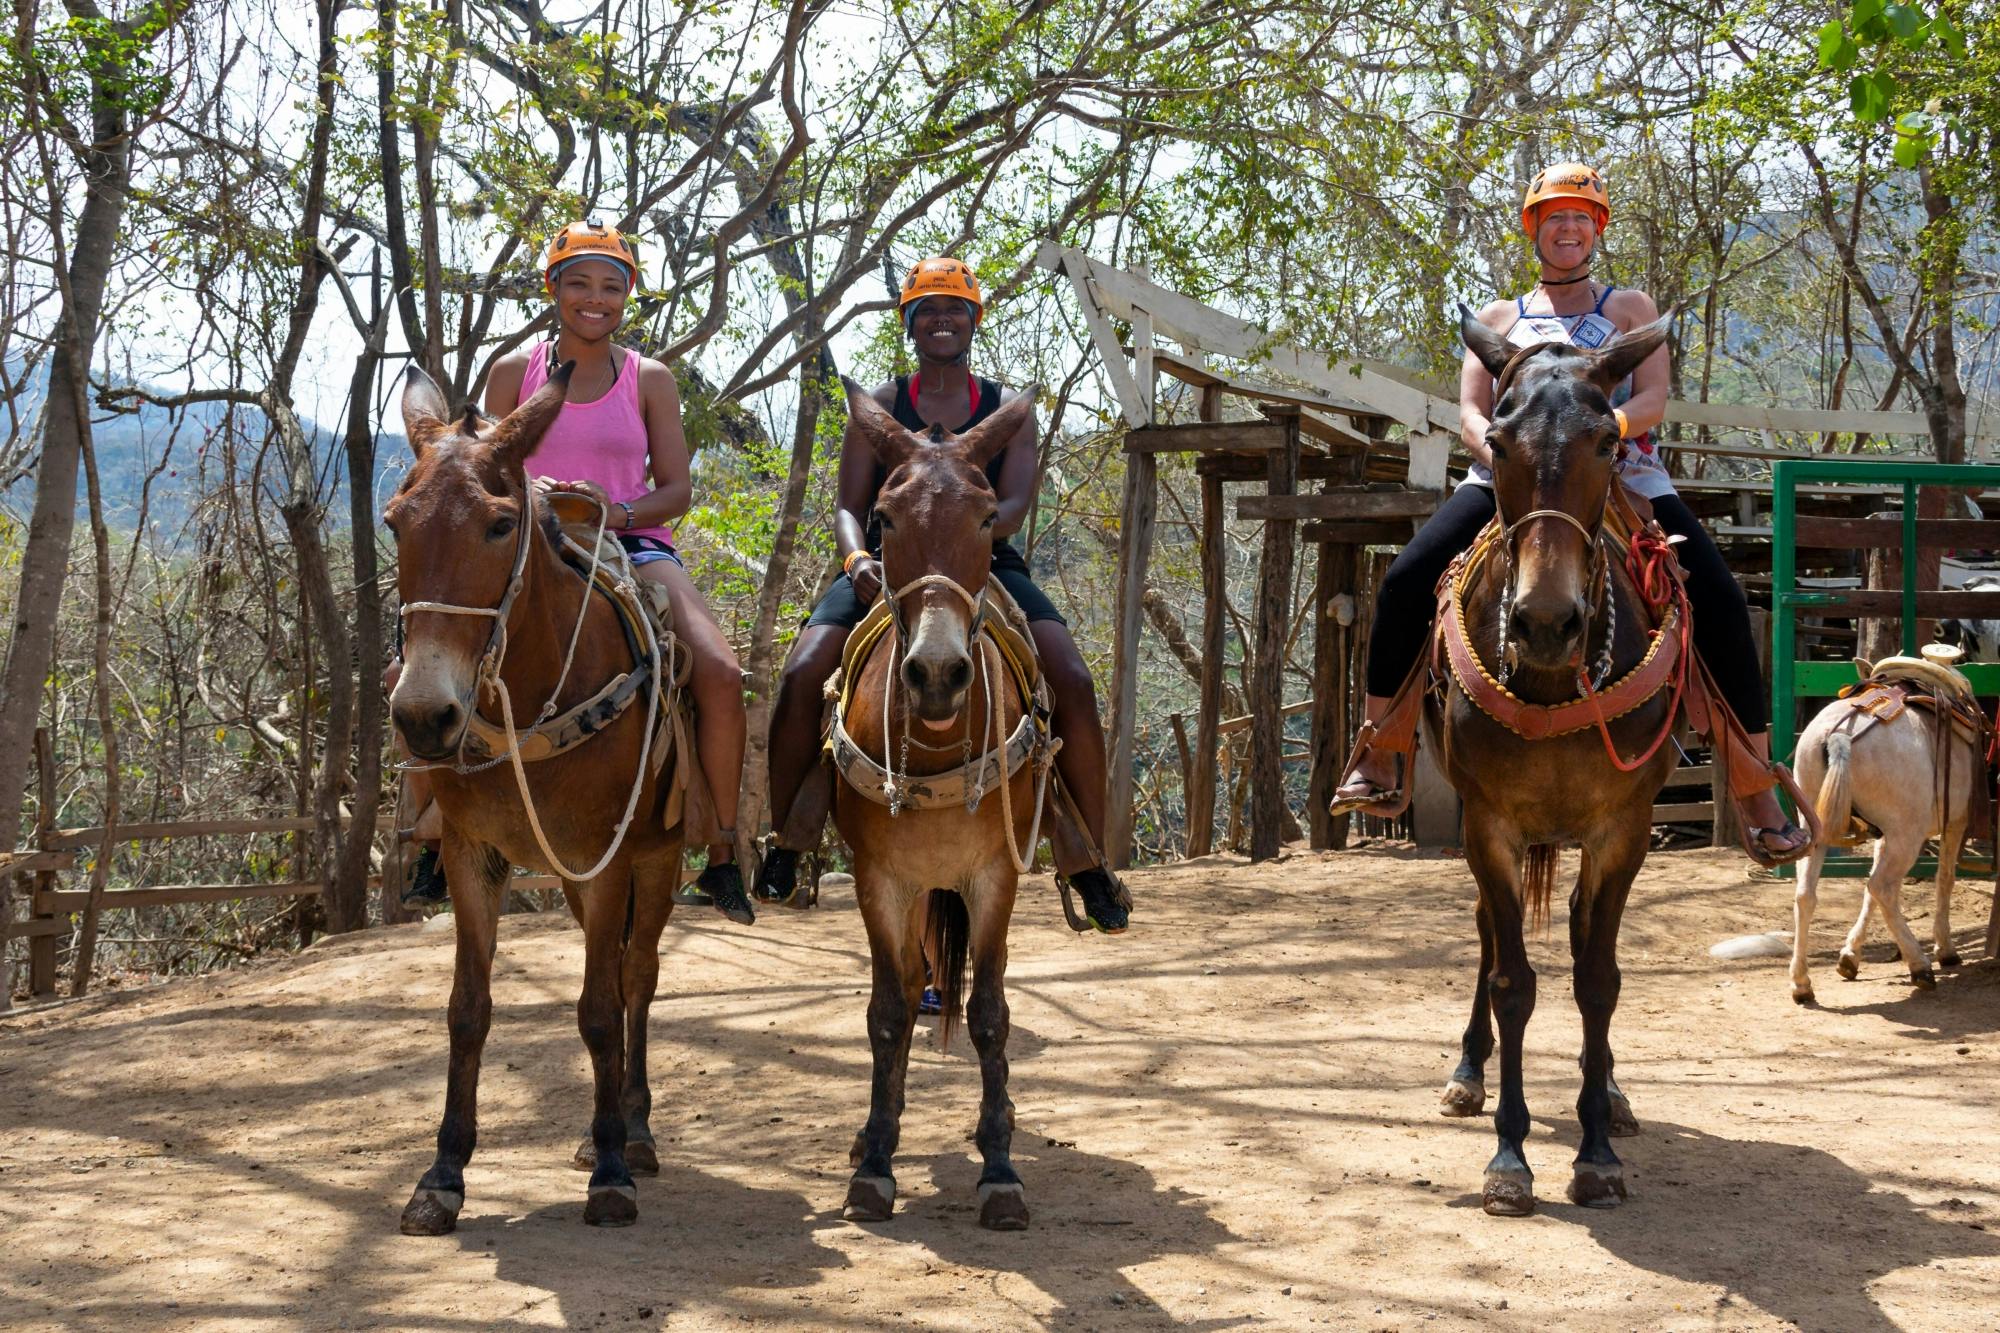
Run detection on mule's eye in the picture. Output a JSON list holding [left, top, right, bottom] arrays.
[[1489, 440, 1509, 461], [878, 514, 896, 532], [981, 511, 996, 528], [487, 515, 517, 541], [383, 517, 400, 542]]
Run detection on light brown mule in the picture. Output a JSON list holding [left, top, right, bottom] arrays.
[[386, 365, 686, 1234], [1438, 310, 1675, 1217], [834, 377, 1042, 1231]]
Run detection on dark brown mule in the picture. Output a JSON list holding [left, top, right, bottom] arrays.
[[834, 378, 1043, 1231], [1436, 310, 1676, 1216], [387, 366, 686, 1233]]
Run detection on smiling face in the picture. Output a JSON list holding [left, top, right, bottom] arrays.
[[907, 295, 975, 365], [552, 258, 632, 344], [1533, 206, 1600, 273]]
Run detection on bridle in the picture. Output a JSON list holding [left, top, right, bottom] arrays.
[[395, 480, 662, 883], [871, 562, 1051, 874], [1486, 341, 1618, 692]]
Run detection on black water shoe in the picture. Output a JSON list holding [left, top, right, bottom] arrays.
[[1068, 868, 1130, 935], [401, 845, 448, 908], [687, 861, 755, 926], [753, 845, 800, 905]]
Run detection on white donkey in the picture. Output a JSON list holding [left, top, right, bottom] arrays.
[[1789, 652, 1993, 1004]]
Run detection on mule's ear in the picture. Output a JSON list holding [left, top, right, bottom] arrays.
[[1591, 317, 1670, 391], [843, 375, 915, 471], [400, 365, 453, 458], [956, 386, 1037, 470], [491, 360, 573, 468], [1460, 303, 1513, 380]]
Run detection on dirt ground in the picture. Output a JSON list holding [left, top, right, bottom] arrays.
[[3, 846, 1998, 1332]]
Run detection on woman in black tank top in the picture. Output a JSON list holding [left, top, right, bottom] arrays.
[[754, 261, 1131, 932]]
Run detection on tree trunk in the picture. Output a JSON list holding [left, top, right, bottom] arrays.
[[738, 347, 830, 846], [0, 6, 143, 855]]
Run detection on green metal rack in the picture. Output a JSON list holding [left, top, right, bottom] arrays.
[[1770, 458, 2000, 877]]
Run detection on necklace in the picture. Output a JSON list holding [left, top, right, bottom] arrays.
[[1541, 270, 1593, 286]]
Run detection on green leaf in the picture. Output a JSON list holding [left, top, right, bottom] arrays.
[[1934, 12, 1967, 56], [1816, 19, 1847, 65], [1893, 135, 1923, 168], [1884, 3, 1920, 40], [1850, 0, 1885, 26], [1849, 73, 1890, 121]]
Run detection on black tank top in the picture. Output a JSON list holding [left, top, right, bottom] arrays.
[[866, 372, 1011, 552]]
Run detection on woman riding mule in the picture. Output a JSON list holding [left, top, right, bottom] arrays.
[[754, 257, 1130, 931], [486, 220, 754, 922], [1333, 164, 1811, 866]]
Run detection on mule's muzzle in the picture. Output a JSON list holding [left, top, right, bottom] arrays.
[[394, 695, 470, 761], [1509, 594, 1588, 671], [901, 649, 974, 726]]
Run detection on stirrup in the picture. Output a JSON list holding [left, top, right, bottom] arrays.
[[1328, 723, 1413, 819], [1743, 820, 1813, 870]]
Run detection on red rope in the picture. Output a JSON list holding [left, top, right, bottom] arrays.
[[1575, 576, 1693, 773]]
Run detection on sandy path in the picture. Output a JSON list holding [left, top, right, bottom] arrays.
[[2, 847, 1997, 1331]]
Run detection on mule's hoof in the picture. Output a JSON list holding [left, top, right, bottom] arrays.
[[843, 1174, 895, 1222], [1482, 1167, 1535, 1217], [626, 1137, 659, 1176], [1836, 953, 1860, 981], [584, 1183, 639, 1227], [1792, 983, 1815, 1005], [399, 1186, 463, 1236], [1938, 951, 1962, 969], [848, 1131, 867, 1169], [1439, 1079, 1486, 1117], [1566, 1162, 1627, 1209], [977, 1181, 1030, 1231], [1608, 1092, 1641, 1139], [571, 1136, 596, 1171], [1911, 967, 1938, 991]]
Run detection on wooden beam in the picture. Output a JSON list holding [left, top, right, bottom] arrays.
[[1216, 697, 1315, 737], [1239, 491, 1441, 521], [1799, 589, 2000, 617], [45, 814, 389, 849], [1125, 422, 1289, 454], [1150, 351, 1376, 449], [29, 727, 55, 998], [1299, 520, 1418, 546], [1051, 246, 1149, 428], [36, 881, 323, 913], [1105, 289, 1160, 870], [1308, 538, 1352, 850], [0, 850, 76, 875], [1, 914, 66, 939], [1792, 516, 2000, 550], [1249, 413, 1301, 862], [1652, 802, 1717, 824], [1187, 470, 1226, 859]]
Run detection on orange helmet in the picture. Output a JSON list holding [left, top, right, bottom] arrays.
[[898, 256, 983, 328], [1521, 163, 1609, 235], [542, 219, 638, 291]]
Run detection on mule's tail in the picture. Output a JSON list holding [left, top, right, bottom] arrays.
[[1815, 731, 1854, 848], [925, 888, 971, 1050], [1521, 844, 1559, 934]]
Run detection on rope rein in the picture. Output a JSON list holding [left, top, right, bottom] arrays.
[[398, 491, 666, 881]]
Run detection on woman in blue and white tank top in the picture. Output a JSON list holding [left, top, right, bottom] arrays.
[[1333, 164, 1810, 865]]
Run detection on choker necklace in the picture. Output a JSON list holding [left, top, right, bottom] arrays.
[[1540, 271, 1593, 287]]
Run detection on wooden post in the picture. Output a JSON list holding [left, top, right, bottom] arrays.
[[1309, 536, 1354, 848], [1249, 407, 1301, 861], [28, 727, 57, 998], [1185, 386, 1226, 859], [1105, 289, 1158, 869]]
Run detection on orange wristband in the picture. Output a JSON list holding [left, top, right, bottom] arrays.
[[843, 549, 868, 576], [1613, 408, 1631, 440]]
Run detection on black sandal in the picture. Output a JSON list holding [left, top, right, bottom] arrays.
[[1744, 821, 1813, 869], [401, 845, 448, 908], [1058, 867, 1130, 935]]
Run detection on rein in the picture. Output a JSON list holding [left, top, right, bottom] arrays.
[[398, 491, 664, 882], [857, 567, 1055, 874]]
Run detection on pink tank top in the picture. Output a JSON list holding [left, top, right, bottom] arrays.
[[521, 343, 674, 545]]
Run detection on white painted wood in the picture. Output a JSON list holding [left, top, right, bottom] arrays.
[[1042, 244, 1149, 428], [1406, 431, 1451, 491]]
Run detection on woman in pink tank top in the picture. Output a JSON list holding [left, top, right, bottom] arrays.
[[480, 220, 754, 924]]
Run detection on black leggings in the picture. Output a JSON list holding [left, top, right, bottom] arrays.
[[1364, 485, 1767, 733]]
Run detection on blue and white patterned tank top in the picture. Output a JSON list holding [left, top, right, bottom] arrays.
[[1462, 285, 1675, 499]]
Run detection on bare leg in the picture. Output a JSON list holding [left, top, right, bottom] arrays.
[[1030, 620, 1107, 847], [766, 625, 845, 836], [1335, 694, 1399, 798], [1738, 731, 1808, 859], [641, 560, 743, 864]]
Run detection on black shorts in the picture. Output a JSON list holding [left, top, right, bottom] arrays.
[[804, 541, 1065, 630]]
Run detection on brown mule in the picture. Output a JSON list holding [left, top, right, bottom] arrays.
[[1433, 310, 1678, 1217], [832, 378, 1043, 1231], [386, 365, 687, 1234]]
